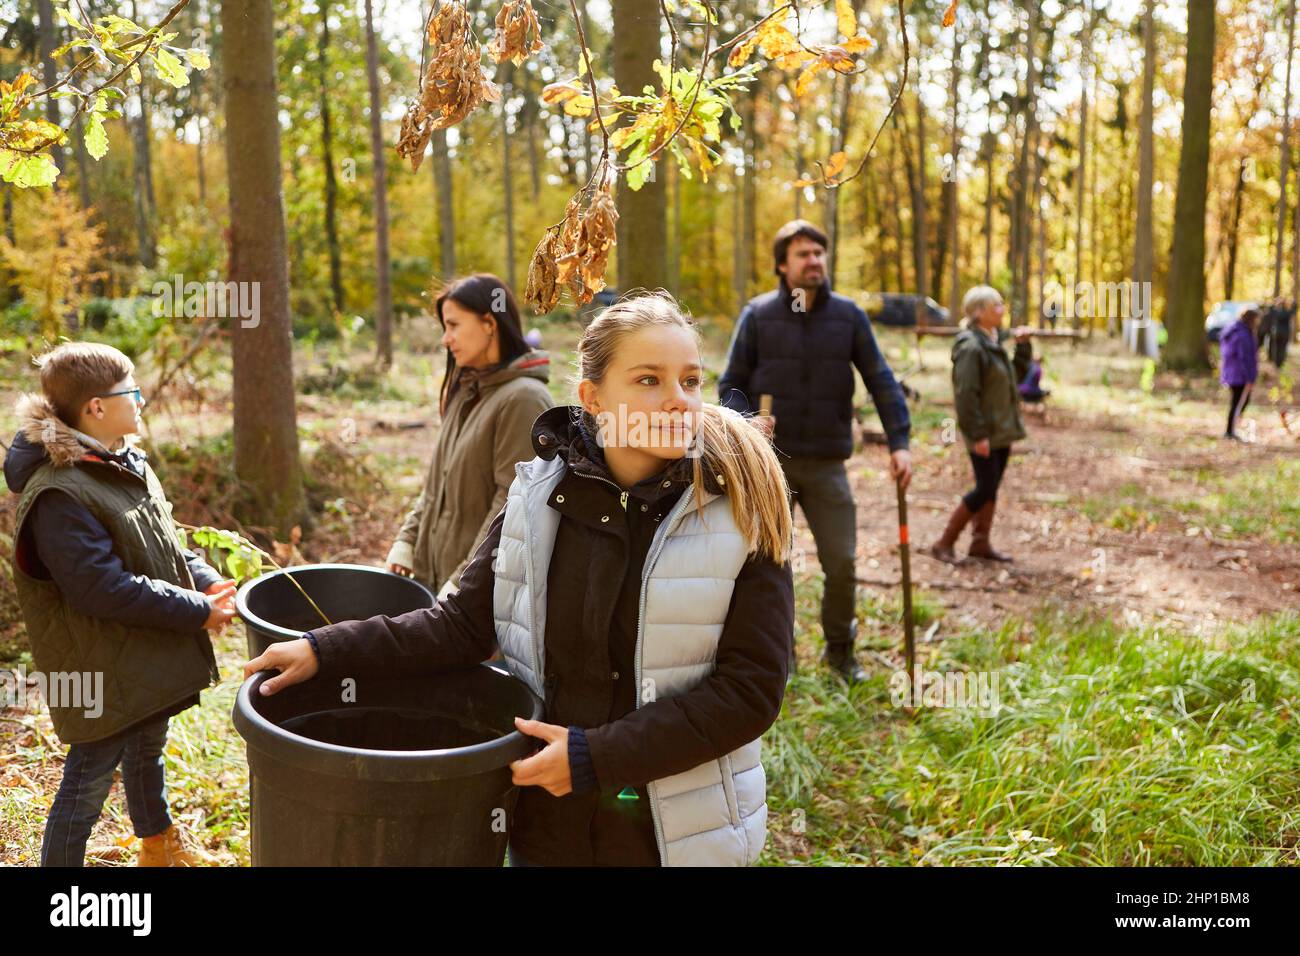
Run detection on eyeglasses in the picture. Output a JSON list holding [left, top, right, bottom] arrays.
[[100, 387, 145, 406]]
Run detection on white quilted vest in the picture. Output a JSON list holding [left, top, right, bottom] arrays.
[[492, 453, 768, 866]]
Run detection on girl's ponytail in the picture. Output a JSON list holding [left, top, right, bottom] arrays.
[[690, 403, 791, 564]]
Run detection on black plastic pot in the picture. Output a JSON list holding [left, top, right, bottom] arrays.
[[233, 664, 543, 866], [236, 563, 435, 659]]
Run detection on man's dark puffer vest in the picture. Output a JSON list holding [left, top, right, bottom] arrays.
[[10, 394, 218, 744], [718, 278, 911, 459]]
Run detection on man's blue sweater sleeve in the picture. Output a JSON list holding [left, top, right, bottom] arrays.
[[717, 304, 757, 415], [29, 490, 211, 632], [852, 308, 912, 451]]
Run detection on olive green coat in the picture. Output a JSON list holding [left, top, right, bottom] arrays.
[[11, 394, 218, 744], [951, 325, 1032, 450], [386, 351, 553, 592]]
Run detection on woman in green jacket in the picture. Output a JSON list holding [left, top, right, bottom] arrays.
[[387, 274, 553, 596], [929, 286, 1033, 563]]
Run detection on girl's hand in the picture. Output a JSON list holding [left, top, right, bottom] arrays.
[[389, 563, 413, 577], [509, 717, 571, 796], [243, 638, 320, 695]]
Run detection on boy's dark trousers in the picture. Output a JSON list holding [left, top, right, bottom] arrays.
[[41, 714, 172, 866], [781, 457, 858, 650]]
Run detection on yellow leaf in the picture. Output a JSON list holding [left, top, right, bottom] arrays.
[[563, 94, 594, 117], [795, 60, 827, 97], [825, 151, 848, 178], [836, 0, 858, 38], [943, 0, 959, 28], [842, 36, 875, 54], [728, 32, 760, 68]]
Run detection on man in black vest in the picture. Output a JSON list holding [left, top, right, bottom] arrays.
[[719, 220, 912, 683]]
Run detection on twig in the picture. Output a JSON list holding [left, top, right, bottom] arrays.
[[175, 521, 333, 627], [23, 0, 194, 156]]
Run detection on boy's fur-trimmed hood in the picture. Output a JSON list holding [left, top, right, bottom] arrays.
[[4, 393, 141, 494], [14, 393, 86, 467]]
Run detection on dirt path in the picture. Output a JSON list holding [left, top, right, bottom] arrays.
[[830, 399, 1299, 642]]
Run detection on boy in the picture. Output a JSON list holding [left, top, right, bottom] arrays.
[[4, 342, 236, 866]]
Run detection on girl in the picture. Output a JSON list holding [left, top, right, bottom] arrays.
[[245, 292, 795, 867], [1219, 306, 1259, 441], [929, 286, 1033, 563], [387, 274, 553, 596]]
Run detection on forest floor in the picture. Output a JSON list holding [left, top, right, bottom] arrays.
[[0, 317, 1297, 865]]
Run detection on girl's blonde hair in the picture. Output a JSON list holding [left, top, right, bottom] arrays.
[[576, 290, 792, 563]]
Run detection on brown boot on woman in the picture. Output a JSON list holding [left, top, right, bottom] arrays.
[[928, 502, 974, 564], [967, 501, 1013, 561]]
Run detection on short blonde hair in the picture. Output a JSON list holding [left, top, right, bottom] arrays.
[[34, 342, 133, 426], [962, 285, 1004, 320]]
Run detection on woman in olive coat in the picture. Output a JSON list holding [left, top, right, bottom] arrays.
[[929, 286, 1033, 563]]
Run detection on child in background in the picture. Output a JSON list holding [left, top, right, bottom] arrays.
[[4, 343, 236, 866]]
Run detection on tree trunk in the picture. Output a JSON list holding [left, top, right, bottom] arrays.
[[37, 0, 65, 174], [500, 83, 518, 290], [611, 2, 667, 291], [1075, 1, 1095, 301], [912, 79, 930, 298], [1165, 0, 1215, 370], [432, 130, 456, 277], [1225, 156, 1248, 300], [71, 112, 92, 210], [1276, 0, 1297, 298], [1133, 0, 1155, 296], [221, 0, 305, 534], [889, 122, 909, 290], [1010, 3, 1041, 326], [944, 21, 962, 319], [319, 1, 344, 314], [363, 0, 393, 368]]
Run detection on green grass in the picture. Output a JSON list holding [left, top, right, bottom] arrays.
[[1073, 459, 1300, 543], [765, 607, 1300, 866]]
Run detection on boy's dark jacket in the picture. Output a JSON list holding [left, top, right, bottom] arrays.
[[5, 394, 220, 744], [308, 405, 794, 866]]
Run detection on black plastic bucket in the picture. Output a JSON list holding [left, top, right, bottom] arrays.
[[235, 563, 435, 658], [233, 665, 543, 866]]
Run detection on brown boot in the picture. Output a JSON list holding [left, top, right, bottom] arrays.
[[968, 500, 1013, 561], [928, 502, 974, 564], [137, 824, 214, 867]]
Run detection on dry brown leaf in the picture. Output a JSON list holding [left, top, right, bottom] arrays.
[[488, 0, 544, 66], [524, 180, 619, 312], [396, 1, 502, 171]]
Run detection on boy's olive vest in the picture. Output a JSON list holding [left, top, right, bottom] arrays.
[[13, 451, 218, 744]]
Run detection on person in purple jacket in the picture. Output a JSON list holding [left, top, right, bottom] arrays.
[[1219, 306, 1260, 441]]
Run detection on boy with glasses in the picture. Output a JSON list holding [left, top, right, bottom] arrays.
[[4, 342, 236, 866]]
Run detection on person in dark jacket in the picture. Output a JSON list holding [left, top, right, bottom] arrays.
[[245, 292, 795, 867], [5, 343, 235, 867], [1219, 305, 1260, 441], [717, 219, 911, 683], [928, 286, 1033, 563]]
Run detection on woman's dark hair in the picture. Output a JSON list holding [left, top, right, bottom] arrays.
[[435, 273, 531, 414]]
